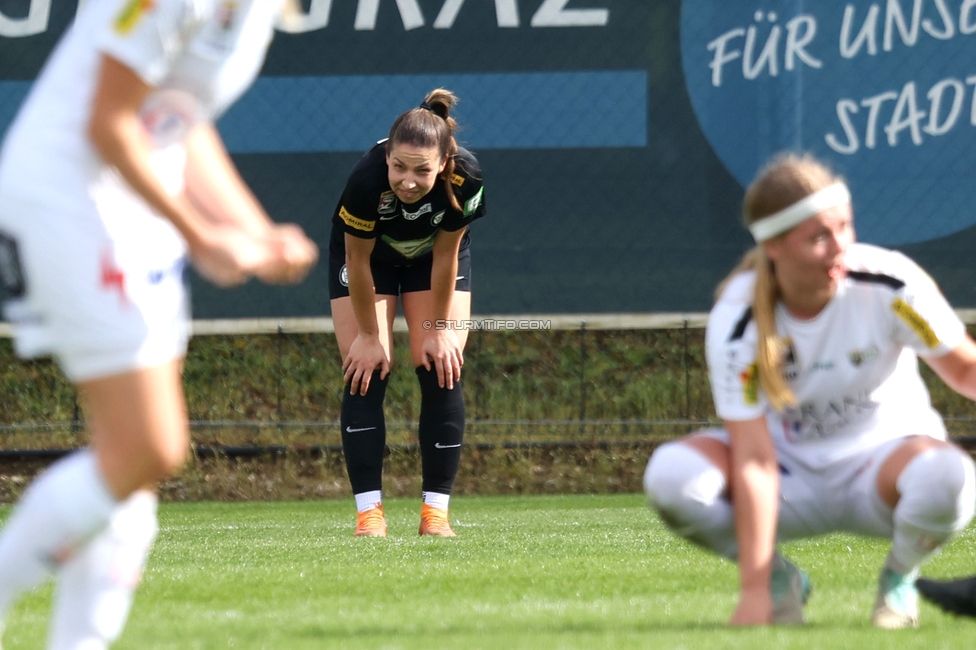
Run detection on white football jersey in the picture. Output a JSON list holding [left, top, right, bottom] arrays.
[[707, 243, 965, 469], [0, 0, 281, 209]]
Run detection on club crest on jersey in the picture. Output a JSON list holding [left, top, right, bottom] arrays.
[[377, 191, 398, 215], [114, 0, 156, 34], [402, 203, 431, 221], [740, 363, 759, 405], [431, 210, 446, 226], [847, 346, 879, 367]]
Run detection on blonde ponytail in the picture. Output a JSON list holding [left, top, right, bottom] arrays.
[[751, 248, 795, 411], [716, 247, 796, 410]]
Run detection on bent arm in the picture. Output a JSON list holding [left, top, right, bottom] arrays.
[[341, 233, 389, 392], [727, 416, 779, 625], [344, 234, 379, 337], [184, 123, 274, 238], [419, 228, 466, 387], [923, 336, 976, 401], [88, 55, 207, 250]]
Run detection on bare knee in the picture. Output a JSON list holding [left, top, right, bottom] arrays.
[[148, 429, 190, 478], [95, 422, 189, 498]]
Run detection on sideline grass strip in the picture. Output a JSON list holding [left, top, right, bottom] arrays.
[[3, 494, 975, 648]]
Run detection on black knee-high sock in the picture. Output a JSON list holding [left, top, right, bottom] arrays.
[[416, 366, 465, 495], [340, 370, 388, 494]]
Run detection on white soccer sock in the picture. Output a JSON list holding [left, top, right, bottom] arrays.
[[422, 491, 450, 510], [644, 441, 737, 558], [354, 491, 382, 513], [48, 490, 159, 650], [888, 447, 976, 574], [0, 450, 117, 617]]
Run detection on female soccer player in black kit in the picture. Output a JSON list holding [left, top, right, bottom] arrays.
[[328, 89, 486, 537]]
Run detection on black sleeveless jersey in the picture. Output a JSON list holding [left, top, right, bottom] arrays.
[[329, 141, 486, 265]]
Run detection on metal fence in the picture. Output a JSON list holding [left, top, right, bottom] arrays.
[[0, 316, 716, 455], [4, 314, 976, 458]]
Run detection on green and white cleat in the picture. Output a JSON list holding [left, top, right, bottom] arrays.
[[871, 566, 919, 629], [771, 553, 813, 625]]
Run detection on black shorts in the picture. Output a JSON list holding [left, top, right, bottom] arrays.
[[329, 244, 472, 299]]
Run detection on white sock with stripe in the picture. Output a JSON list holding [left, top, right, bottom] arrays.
[[48, 490, 158, 650]]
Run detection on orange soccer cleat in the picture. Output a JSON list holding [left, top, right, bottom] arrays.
[[419, 503, 456, 537], [355, 504, 387, 537]]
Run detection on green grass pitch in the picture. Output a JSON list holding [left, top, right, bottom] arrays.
[[3, 494, 975, 649]]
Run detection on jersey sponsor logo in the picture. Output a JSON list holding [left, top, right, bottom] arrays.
[[891, 298, 940, 348], [402, 203, 431, 221], [431, 210, 445, 226], [451, 173, 465, 187], [339, 205, 375, 232], [463, 187, 483, 216], [740, 362, 759, 406], [847, 346, 879, 367], [377, 191, 397, 215], [114, 0, 155, 35], [782, 391, 877, 443]]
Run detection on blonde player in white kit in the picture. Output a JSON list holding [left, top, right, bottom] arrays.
[[0, 0, 317, 647], [644, 153, 976, 629]]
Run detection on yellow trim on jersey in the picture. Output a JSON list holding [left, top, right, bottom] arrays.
[[115, 0, 154, 34], [892, 297, 940, 348], [339, 206, 375, 233]]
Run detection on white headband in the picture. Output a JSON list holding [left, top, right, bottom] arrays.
[[748, 182, 851, 242]]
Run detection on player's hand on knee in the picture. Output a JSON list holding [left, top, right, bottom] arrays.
[[422, 329, 463, 389], [343, 335, 390, 395]]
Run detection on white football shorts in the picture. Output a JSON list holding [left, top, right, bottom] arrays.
[[698, 428, 913, 541], [0, 189, 190, 382]]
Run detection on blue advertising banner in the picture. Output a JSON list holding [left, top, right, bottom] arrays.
[[2, 1, 975, 318], [682, 0, 976, 245]]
